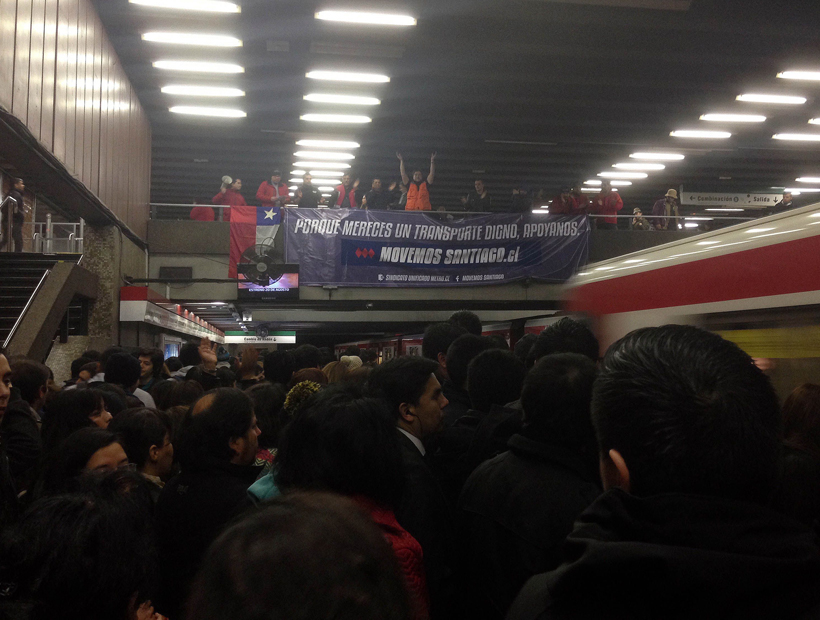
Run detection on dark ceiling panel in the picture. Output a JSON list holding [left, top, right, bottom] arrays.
[[91, 0, 820, 213]]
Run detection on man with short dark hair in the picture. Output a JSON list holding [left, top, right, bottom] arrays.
[[507, 325, 820, 620], [138, 348, 165, 392], [3, 360, 48, 492], [442, 334, 493, 426], [173, 338, 220, 391], [256, 170, 289, 207], [329, 174, 359, 209], [156, 388, 262, 618], [460, 354, 600, 618], [109, 408, 174, 502], [526, 318, 598, 368], [361, 178, 396, 210], [449, 310, 482, 336], [367, 356, 454, 617], [104, 353, 156, 409], [422, 322, 467, 382], [462, 179, 492, 212], [296, 173, 324, 209], [292, 344, 322, 371]]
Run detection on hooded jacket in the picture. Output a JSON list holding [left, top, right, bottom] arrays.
[[506, 488, 820, 620]]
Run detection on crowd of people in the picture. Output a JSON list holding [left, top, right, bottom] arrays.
[[2, 312, 820, 619]]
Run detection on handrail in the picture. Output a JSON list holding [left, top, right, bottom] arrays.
[[3, 269, 50, 348]]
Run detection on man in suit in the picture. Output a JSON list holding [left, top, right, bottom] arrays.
[[368, 356, 455, 618]]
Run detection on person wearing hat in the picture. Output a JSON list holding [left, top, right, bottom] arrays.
[[256, 170, 289, 208], [652, 189, 680, 231], [631, 207, 652, 231], [212, 177, 247, 221]]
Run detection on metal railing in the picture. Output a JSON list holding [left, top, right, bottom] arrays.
[[2, 269, 50, 348], [30, 216, 84, 254]]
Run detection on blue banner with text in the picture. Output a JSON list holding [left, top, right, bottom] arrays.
[[284, 209, 590, 287]]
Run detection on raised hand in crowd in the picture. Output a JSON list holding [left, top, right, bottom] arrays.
[[198, 337, 218, 371]]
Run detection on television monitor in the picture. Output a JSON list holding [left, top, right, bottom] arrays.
[[237, 264, 300, 300]]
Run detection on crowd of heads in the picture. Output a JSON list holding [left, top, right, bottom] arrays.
[[0, 310, 819, 618]]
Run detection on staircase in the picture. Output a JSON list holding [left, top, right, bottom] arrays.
[[0, 253, 83, 346]]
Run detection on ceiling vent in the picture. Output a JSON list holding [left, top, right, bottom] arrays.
[[310, 41, 404, 59]]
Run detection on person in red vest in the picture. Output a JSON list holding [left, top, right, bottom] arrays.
[[398, 151, 436, 211], [212, 178, 247, 222], [329, 174, 360, 209], [592, 180, 623, 230], [256, 170, 289, 208], [550, 187, 579, 215], [571, 182, 590, 215]]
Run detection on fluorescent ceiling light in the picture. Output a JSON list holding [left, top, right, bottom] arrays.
[[777, 71, 820, 81], [154, 60, 244, 73], [315, 10, 417, 26], [785, 187, 820, 193], [294, 151, 355, 160], [300, 113, 372, 124], [736, 93, 806, 104], [683, 223, 700, 228], [296, 139, 360, 149], [686, 217, 714, 221], [610, 180, 633, 186], [169, 105, 246, 117], [580, 188, 599, 193], [807, 118, 820, 126], [307, 70, 390, 83], [289, 185, 298, 190], [318, 186, 335, 192], [670, 130, 732, 139], [531, 210, 550, 215], [142, 32, 242, 46], [290, 170, 306, 176], [598, 172, 648, 179], [583, 180, 602, 186], [161, 85, 244, 97], [304, 93, 380, 106], [310, 170, 344, 177], [294, 161, 351, 169], [773, 133, 820, 141], [129, 0, 240, 13], [700, 113, 766, 123], [796, 177, 820, 183], [613, 163, 665, 171], [630, 152, 685, 161], [705, 208, 744, 212]]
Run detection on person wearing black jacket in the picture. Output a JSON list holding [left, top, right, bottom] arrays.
[[361, 178, 397, 210], [296, 173, 324, 209], [460, 354, 600, 619], [154, 389, 262, 618], [1, 177, 25, 252], [368, 357, 456, 619], [507, 325, 820, 620], [2, 360, 48, 493], [0, 352, 18, 528]]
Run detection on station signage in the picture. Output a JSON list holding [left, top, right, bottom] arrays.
[[680, 192, 781, 208], [224, 331, 296, 344]]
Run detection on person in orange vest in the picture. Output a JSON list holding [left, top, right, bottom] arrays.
[[398, 151, 436, 211]]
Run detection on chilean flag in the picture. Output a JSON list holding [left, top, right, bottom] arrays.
[[229, 206, 282, 278]]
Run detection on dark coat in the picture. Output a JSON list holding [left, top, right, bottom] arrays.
[[0, 401, 42, 492], [506, 488, 820, 620], [154, 458, 262, 618], [395, 431, 457, 618], [459, 434, 600, 618], [441, 380, 471, 427]]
